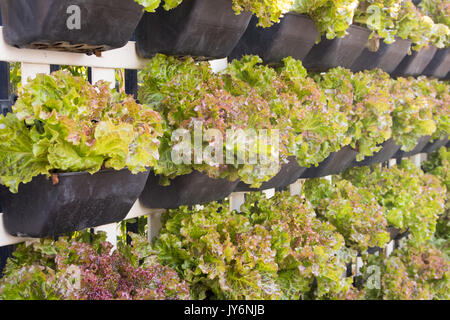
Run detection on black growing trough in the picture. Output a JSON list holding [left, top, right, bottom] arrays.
[[229, 13, 318, 65], [139, 171, 240, 209], [135, 0, 252, 60], [0, 169, 150, 238], [0, 0, 143, 54], [302, 25, 371, 71], [235, 157, 307, 192]]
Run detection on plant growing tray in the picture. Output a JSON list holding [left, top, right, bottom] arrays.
[[229, 13, 318, 65], [0, 169, 150, 238], [235, 157, 307, 192], [393, 135, 431, 159], [139, 171, 240, 209], [0, 0, 143, 54], [351, 38, 412, 74], [421, 48, 450, 79], [421, 137, 449, 154], [392, 45, 438, 77], [302, 25, 371, 71], [135, 0, 252, 59], [299, 146, 358, 178], [352, 138, 401, 167]]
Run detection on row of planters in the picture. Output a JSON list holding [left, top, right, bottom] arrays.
[[0, 54, 448, 237], [1, 0, 449, 78], [0, 157, 447, 299]]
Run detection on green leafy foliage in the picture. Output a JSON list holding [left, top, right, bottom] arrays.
[[291, 0, 359, 40], [139, 54, 284, 187], [154, 192, 354, 300], [303, 178, 390, 252], [362, 241, 449, 299], [0, 233, 190, 300], [133, 0, 183, 12], [0, 71, 163, 193], [314, 67, 393, 161], [343, 160, 446, 245], [233, 0, 295, 27]]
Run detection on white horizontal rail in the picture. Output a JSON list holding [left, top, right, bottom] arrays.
[[0, 201, 164, 247], [0, 26, 227, 71]]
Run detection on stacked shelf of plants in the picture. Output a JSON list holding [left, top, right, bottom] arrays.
[[0, 0, 448, 300]]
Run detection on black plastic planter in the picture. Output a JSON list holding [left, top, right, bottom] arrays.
[[421, 137, 449, 154], [302, 25, 371, 71], [387, 226, 409, 241], [229, 13, 318, 65], [392, 45, 438, 77], [351, 38, 412, 74], [140, 171, 240, 209], [235, 157, 307, 192], [135, 0, 252, 60], [0, 0, 144, 54], [300, 146, 358, 178], [0, 169, 150, 238], [353, 138, 401, 167], [421, 48, 450, 79], [393, 135, 430, 159]]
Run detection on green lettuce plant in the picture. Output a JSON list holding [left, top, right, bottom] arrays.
[[154, 192, 354, 299], [291, 0, 359, 40], [314, 67, 393, 161], [390, 76, 437, 151], [419, 0, 450, 27], [223, 56, 348, 168], [0, 71, 163, 193], [303, 178, 390, 252], [0, 232, 190, 300], [138, 54, 285, 187], [133, 0, 183, 12], [362, 241, 449, 300], [343, 160, 446, 245], [241, 192, 353, 300], [353, 0, 403, 44]]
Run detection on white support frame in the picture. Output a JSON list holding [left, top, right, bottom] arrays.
[[0, 26, 226, 247], [0, 23, 435, 273]]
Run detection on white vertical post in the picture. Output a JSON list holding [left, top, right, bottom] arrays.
[[263, 188, 275, 199], [289, 179, 303, 196], [355, 257, 364, 276], [388, 158, 397, 168], [230, 192, 246, 212], [148, 211, 164, 244], [90, 67, 116, 87], [95, 223, 118, 250], [385, 240, 394, 257], [21, 63, 50, 86], [410, 154, 422, 167], [92, 67, 117, 248], [209, 58, 228, 73]]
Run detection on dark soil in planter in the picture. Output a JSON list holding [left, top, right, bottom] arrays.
[[393, 135, 430, 159], [0, 169, 150, 238], [135, 0, 252, 60], [392, 45, 438, 77], [302, 25, 371, 71], [299, 146, 358, 178], [0, 0, 143, 54], [229, 13, 318, 65], [352, 138, 401, 167], [351, 38, 412, 74], [235, 157, 307, 192], [421, 48, 450, 79], [421, 137, 449, 154], [140, 171, 240, 209]]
